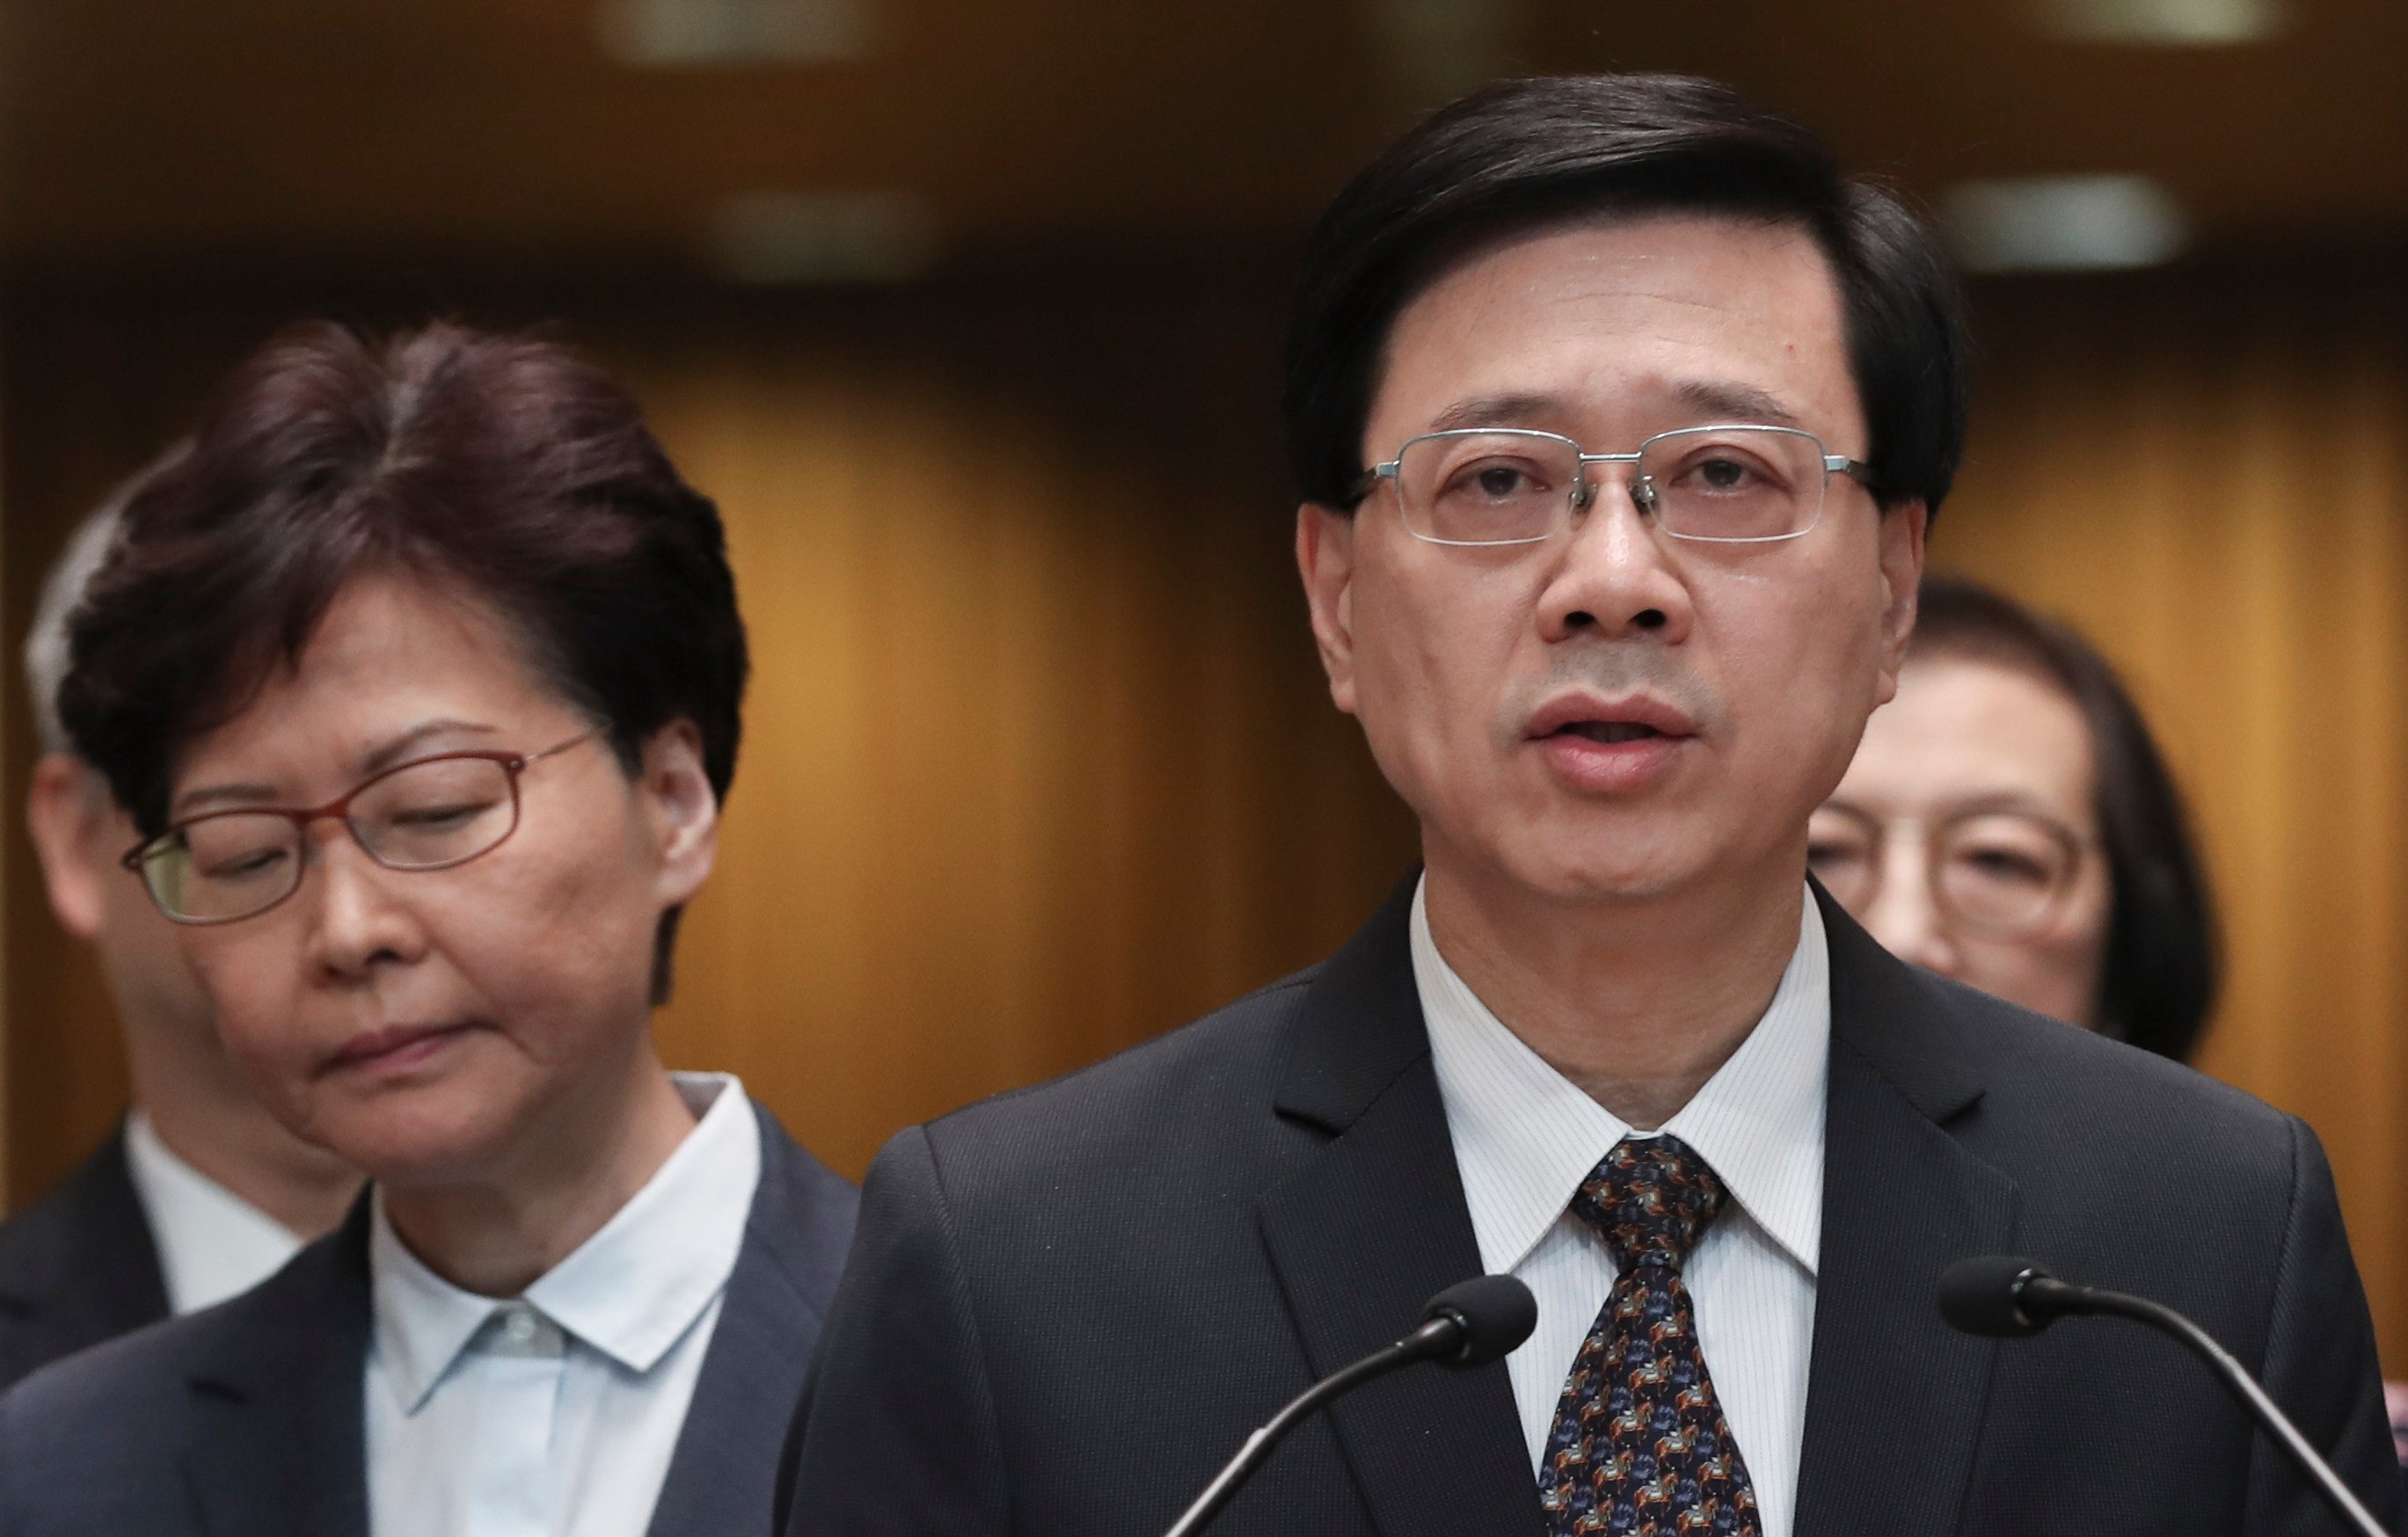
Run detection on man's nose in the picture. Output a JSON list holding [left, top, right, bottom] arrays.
[[1536, 477, 1695, 645]]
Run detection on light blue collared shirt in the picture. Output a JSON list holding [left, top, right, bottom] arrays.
[[364, 1072, 761, 1537]]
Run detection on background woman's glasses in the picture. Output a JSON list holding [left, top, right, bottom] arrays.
[[1807, 803, 2090, 939]]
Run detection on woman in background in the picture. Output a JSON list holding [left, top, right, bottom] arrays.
[[1809, 573, 2217, 1062], [0, 321, 857, 1536]]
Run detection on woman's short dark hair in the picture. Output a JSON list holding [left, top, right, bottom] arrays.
[[1284, 73, 1968, 517], [1912, 574, 2219, 1062], [57, 319, 748, 1003]]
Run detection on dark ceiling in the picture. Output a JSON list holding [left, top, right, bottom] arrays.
[[2, 0, 2402, 281]]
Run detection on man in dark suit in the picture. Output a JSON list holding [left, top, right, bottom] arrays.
[[784, 75, 2401, 1535], [0, 1102, 856, 1536], [2, 479, 359, 1389]]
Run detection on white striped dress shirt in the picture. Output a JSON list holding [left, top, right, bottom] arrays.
[[1412, 880, 1829, 1537]]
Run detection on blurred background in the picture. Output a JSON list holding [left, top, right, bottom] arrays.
[[0, 0, 2403, 1356]]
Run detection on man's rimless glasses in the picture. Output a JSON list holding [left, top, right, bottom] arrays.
[[1358, 425, 1879, 547]]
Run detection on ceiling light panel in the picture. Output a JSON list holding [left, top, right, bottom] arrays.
[[597, 0, 872, 67], [1943, 175, 2191, 273], [2034, 0, 2286, 45], [704, 191, 939, 283]]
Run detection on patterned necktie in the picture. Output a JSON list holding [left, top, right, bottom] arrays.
[[1538, 1134, 1762, 1537]]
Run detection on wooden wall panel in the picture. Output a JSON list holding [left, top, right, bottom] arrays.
[[604, 300, 1425, 1174]]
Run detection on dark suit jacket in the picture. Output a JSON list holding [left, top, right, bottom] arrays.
[[783, 879, 2401, 1536], [0, 1101, 857, 1537], [0, 1125, 171, 1391]]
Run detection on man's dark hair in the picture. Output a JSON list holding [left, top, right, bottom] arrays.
[[1913, 573, 2220, 1062], [58, 319, 748, 1002], [1284, 73, 1968, 515]]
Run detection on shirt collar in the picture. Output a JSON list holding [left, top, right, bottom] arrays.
[[370, 1073, 762, 1411], [121, 1111, 309, 1314], [1414, 878, 1828, 1281]]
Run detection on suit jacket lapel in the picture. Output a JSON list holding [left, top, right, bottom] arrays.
[[646, 1107, 852, 1537], [1792, 889, 2018, 1537], [181, 1199, 372, 1537], [1258, 877, 1543, 1537]]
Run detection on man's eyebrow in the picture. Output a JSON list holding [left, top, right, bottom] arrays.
[[1421, 393, 1572, 435], [1414, 383, 1807, 442], [171, 719, 502, 818], [1675, 380, 1805, 428]]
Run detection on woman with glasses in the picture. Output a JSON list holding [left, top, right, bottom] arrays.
[[1808, 573, 2218, 1062], [0, 321, 857, 1537]]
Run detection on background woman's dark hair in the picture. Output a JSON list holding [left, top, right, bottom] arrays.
[[57, 319, 748, 1003], [1912, 573, 2219, 1062], [1283, 72, 1968, 518]]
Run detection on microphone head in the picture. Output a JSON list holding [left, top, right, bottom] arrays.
[[1937, 1255, 2058, 1338], [1421, 1275, 1537, 1367]]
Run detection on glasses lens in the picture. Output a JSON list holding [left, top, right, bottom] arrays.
[[1805, 805, 1879, 912], [1638, 427, 1825, 542], [1393, 432, 1579, 544], [1934, 812, 2079, 936], [151, 814, 306, 922], [351, 756, 520, 870]]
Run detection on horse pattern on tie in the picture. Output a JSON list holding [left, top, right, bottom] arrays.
[[1538, 1134, 1762, 1537]]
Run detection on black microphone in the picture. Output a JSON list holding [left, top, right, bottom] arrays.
[[1938, 1256, 2389, 1537], [1160, 1275, 1537, 1537]]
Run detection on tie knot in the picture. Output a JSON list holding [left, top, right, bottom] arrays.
[[1568, 1134, 1727, 1271]]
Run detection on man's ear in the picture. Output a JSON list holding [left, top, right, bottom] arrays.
[[1872, 499, 1929, 707], [1295, 503, 1361, 716], [26, 754, 113, 941], [639, 720, 719, 908]]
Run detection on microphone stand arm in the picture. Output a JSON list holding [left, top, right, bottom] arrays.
[[2036, 1280, 2389, 1537], [1160, 1317, 1456, 1537]]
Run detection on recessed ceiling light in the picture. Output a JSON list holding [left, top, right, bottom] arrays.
[[703, 191, 939, 284], [1942, 176, 2190, 274], [2034, 0, 2285, 45], [596, 0, 871, 67]]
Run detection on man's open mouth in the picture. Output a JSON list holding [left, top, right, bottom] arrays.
[[1551, 721, 1667, 745]]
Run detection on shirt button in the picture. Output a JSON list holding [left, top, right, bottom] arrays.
[[503, 1308, 538, 1343]]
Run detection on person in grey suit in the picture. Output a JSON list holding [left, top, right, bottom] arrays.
[[0, 319, 857, 1536], [2, 459, 361, 1391], [782, 75, 2398, 1536]]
